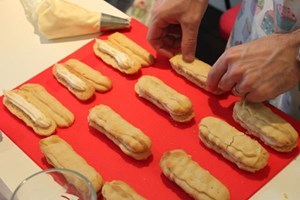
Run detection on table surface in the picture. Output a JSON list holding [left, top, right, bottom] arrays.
[[0, 0, 299, 199]]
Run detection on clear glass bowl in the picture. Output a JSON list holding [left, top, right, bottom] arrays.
[[10, 168, 97, 200]]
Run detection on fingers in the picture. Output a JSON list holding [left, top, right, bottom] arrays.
[[232, 85, 247, 97], [206, 52, 229, 93], [147, 13, 183, 57], [180, 23, 198, 62]]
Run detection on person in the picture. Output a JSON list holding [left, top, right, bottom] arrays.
[[147, 0, 300, 120]]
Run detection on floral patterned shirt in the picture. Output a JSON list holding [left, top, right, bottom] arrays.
[[229, 0, 300, 120]]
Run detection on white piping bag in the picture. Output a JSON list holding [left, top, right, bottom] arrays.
[[20, 0, 131, 39]]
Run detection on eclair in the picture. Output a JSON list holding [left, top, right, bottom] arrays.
[[169, 54, 223, 95], [39, 135, 103, 192], [199, 116, 269, 173], [233, 99, 299, 152], [3, 84, 74, 136], [88, 104, 152, 160], [3, 89, 56, 136], [108, 32, 154, 66], [20, 84, 74, 128], [93, 32, 154, 74], [134, 75, 194, 122], [160, 149, 230, 200], [53, 63, 95, 101], [102, 180, 146, 200], [64, 59, 112, 92]]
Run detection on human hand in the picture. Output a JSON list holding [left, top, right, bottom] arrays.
[[147, 0, 208, 62], [206, 33, 300, 102]]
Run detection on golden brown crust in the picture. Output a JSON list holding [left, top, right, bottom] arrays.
[[39, 135, 103, 192], [108, 32, 154, 66], [20, 84, 74, 127], [169, 54, 223, 95], [233, 99, 299, 152], [160, 149, 230, 200], [93, 39, 141, 74], [88, 104, 152, 160], [102, 180, 146, 200], [3, 84, 74, 135], [64, 59, 112, 92], [199, 116, 269, 173], [93, 32, 154, 75], [3, 91, 56, 136], [134, 75, 194, 122], [53, 63, 95, 101]]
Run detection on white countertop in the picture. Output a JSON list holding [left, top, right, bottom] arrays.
[[0, 0, 299, 199]]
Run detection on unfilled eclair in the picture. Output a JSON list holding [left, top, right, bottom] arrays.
[[233, 99, 299, 152], [160, 149, 230, 200], [88, 104, 152, 160], [199, 116, 269, 173], [134, 75, 194, 122]]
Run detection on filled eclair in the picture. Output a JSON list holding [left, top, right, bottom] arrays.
[[160, 149, 230, 200], [40, 135, 103, 192], [93, 32, 154, 74], [88, 104, 152, 160], [199, 116, 269, 173], [135, 75, 194, 122], [233, 99, 299, 152], [169, 54, 223, 95]]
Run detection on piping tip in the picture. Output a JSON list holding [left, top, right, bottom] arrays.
[[100, 13, 131, 31]]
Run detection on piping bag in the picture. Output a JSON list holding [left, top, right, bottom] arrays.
[[20, 0, 131, 39]]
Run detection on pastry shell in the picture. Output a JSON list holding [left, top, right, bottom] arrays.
[[233, 99, 299, 152], [160, 149, 230, 200], [88, 104, 152, 160], [39, 135, 103, 192], [199, 116, 269, 173], [135, 75, 194, 122]]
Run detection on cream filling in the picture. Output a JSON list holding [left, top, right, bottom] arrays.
[[4, 91, 51, 128], [55, 64, 87, 91], [96, 39, 131, 69]]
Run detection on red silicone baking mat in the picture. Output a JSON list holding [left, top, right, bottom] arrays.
[[1, 19, 299, 200]]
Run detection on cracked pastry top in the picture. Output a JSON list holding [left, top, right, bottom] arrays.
[[199, 116, 269, 173], [160, 149, 230, 200], [233, 99, 299, 152]]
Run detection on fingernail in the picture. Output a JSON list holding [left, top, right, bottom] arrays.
[[183, 55, 194, 63]]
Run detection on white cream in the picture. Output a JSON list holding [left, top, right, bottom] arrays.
[[55, 64, 87, 91], [4, 91, 51, 128], [96, 39, 131, 69]]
